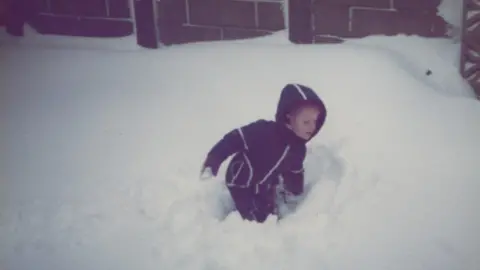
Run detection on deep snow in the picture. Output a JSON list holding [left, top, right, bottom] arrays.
[[1, 21, 480, 270]]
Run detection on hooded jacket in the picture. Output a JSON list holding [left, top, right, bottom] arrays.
[[203, 83, 327, 197]]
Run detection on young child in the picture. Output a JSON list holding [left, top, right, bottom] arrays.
[[200, 83, 327, 223]]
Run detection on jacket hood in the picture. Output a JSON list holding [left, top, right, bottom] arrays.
[[275, 83, 327, 142]]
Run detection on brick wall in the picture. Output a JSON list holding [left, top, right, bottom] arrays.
[[156, 0, 448, 45], [312, 0, 448, 43], [30, 0, 133, 37], [156, 0, 286, 45], [2, 0, 457, 55], [0, 0, 5, 26]]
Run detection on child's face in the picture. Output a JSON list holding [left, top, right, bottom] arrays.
[[287, 106, 320, 140]]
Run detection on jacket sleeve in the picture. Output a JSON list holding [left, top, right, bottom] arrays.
[[283, 145, 306, 196], [203, 119, 267, 176]]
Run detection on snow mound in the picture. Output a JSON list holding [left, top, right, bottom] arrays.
[[1, 31, 479, 270]]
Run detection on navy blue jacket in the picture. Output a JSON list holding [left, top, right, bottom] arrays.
[[204, 83, 327, 197]]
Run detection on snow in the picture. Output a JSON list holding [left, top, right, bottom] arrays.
[[438, 0, 465, 29], [1, 24, 480, 270]]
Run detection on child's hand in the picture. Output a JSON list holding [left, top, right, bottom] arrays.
[[200, 166, 214, 181]]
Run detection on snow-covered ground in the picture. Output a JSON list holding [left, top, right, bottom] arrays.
[[1, 12, 480, 270]]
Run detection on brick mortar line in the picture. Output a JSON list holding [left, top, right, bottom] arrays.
[[37, 12, 133, 22], [185, 0, 191, 24], [128, 0, 135, 25], [234, 0, 284, 2], [46, 0, 52, 13], [254, 2, 259, 28], [314, 34, 346, 39], [152, 0, 160, 41], [219, 24, 225, 39], [347, 6, 395, 32], [105, 0, 110, 17], [350, 6, 395, 12], [184, 23, 273, 32], [181, 23, 223, 31], [311, 7, 315, 35], [348, 8, 352, 32]]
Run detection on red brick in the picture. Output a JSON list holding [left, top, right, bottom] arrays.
[[30, 14, 133, 37], [0, 0, 5, 25], [189, 0, 256, 29], [313, 4, 350, 35], [77, 17, 133, 36], [257, 2, 285, 31], [352, 9, 444, 37], [163, 25, 222, 44], [432, 14, 448, 36], [38, 0, 50, 13], [222, 28, 271, 40], [393, 0, 441, 10], [352, 10, 399, 36], [75, 0, 108, 17], [108, 0, 131, 18], [314, 35, 345, 43], [49, 0, 107, 17], [398, 9, 446, 37], [315, 0, 390, 8], [157, 0, 188, 45], [50, 0, 76, 15], [157, 0, 187, 25], [30, 15, 75, 35]]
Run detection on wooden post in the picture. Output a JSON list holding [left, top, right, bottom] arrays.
[[459, 0, 468, 76], [288, 0, 313, 44], [134, 0, 159, 49], [460, 0, 480, 99]]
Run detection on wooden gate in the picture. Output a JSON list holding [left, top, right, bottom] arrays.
[[461, 0, 480, 98]]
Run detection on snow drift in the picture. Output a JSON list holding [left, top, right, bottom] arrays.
[[1, 28, 479, 270]]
